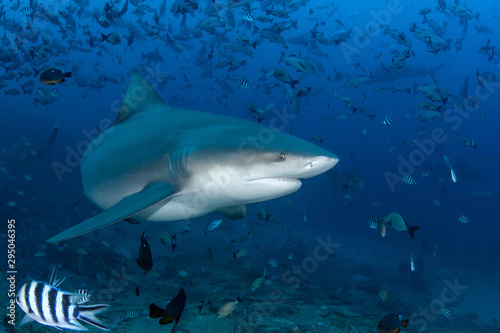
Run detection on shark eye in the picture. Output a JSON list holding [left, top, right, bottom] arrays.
[[279, 152, 286, 161]]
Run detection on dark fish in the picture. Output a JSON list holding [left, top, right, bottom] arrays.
[[377, 314, 409, 333], [137, 230, 153, 272], [149, 289, 186, 326], [135, 286, 140, 296], [38, 68, 72, 85]]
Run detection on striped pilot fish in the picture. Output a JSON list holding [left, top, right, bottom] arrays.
[[16, 268, 110, 331]]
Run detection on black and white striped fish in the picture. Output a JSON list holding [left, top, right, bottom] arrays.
[[450, 168, 457, 183], [442, 307, 451, 319], [73, 289, 94, 304], [403, 175, 416, 185], [239, 79, 253, 89], [16, 268, 110, 331], [434, 6, 446, 14], [20, 6, 33, 15], [383, 116, 394, 126], [243, 13, 254, 22], [264, 102, 274, 111], [419, 170, 429, 177], [265, 69, 274, 77]]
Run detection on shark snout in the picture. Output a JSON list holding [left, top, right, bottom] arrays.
[[305, 154, 339, 178]]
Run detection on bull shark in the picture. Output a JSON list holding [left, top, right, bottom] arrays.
[[47, 72, 338, 243]]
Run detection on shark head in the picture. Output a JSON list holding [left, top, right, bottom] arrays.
[[47, 72, 339, 244], [185, 129, 338, 205]]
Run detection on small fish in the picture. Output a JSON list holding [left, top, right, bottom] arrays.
[[121, 248, 132, 258], [178, 269, 188, 279], [264, 102, 274, 111], [239, 79, 253, 89], [24, 174, 32, 181], [383, 116, 394, 126], [233, 249, 248, 259], [284, 19, 296, 28], [152, 35, 163, 42], [383, 212, 420, 239], [33, 250, 47, 257], [419, 171, 429, 177], [251, 269, 267, 291], [268, 259, 278, 267], [264, 278, 274, 286], [461, 138, 478, 150], [243, 13, 254, 22], [368, 220, 378, 229], [417, 128, 427, 135], [38, 68, 72, 85], [74, 289, 94, 304], [207, 219, 222, 232], [450, 169, 457, 183], [101, 32, 121, 45], [341, 96, 356, 112], [434, 6, 446, 14], [337, 113, 347, 120], [311, 136, 324, 145], [361, 91, 367, 100], [16, 268, 109, 331], [265, 69, 274, 77], [112, 315, 123, 324], [127, 310, 139, 318], [287, 252, 293, 260], [330, 88, 340, 95], [20, 6, 33, 15], [137, 230, 153, 272], [49, 89, 60, 98], [156, 231, 177, 252], [403, 175, 416, 185], [442, 308, 451, 319], [377, 314, 409, 333], [409, 139, 417, 147], [137, 4, 151, 11], [96, 272, 105, 283], [379, 290, 388, 303], [458, 215, 470, 224], [175, 41, 185, 49], [217, 295, 242, 318], [410, 255, 415, 272], [149, 289, 186, 325], [135, 286, 140, 296]]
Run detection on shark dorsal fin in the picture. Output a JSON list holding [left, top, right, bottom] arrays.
[[113, 72, 165, 126]]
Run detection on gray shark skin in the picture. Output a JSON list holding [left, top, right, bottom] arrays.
[[47, 72, 338, 243]]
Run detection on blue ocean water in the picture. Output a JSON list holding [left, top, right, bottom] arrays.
[[1, 0, 500, 332]]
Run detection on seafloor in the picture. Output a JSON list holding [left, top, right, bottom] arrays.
[[2, 224, 499, 333]]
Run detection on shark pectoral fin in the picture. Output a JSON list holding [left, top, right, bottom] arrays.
[[216, 205, 247, 220], [47, 183, 177, 244]]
